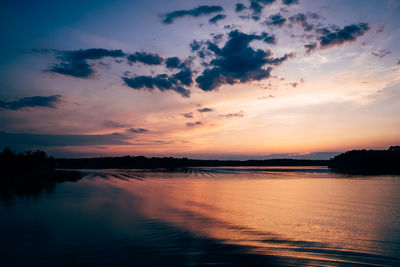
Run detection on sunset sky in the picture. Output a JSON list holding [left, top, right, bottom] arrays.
[[1, 0, 399, 159]]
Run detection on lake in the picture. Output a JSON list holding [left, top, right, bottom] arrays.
[[1, 167, 400, 266]]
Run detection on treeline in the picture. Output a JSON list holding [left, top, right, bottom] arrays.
[[56, 156, 328, 169], [0, 149, 81, 199], [328, 146, 400, 174], [0, 148, 56, 176], [2, 146, 399, 175]]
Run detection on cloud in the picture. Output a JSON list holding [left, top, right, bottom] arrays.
[[173, 68, 193, 86], [195, 30, 293, 91], [186, 121, 202, 127], [304, 43, 317, 54], [0, 131, 132, 147], [289, 13, 314, 31], [128, 128, 149, 133], [262, 33, 277, 44], [182, 112, 193, 118], [258, 94, 275, 99], [197, 107, 214, 112], [190, 40, 204, 52], [317, 23, 369, 48], [165, 57, 182, 68], [219, 111, 244, 118], [282, 0, 299, 5], [209, 14, 226, 24], [235, 3, 247, 12], [161, 5, 224, 24], [0, 95, 62, 110], [103, 120, 131, 128], [265, 13, 286, 27], [249, 1, 262, 20], [127, 52, 163, 65], [122, 69, 192, 98], [249, 0, 276, 20], [47, 48, 125, 78], [371, 49, 391, 58]]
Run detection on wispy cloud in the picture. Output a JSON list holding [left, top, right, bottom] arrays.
[[209, 14, 226, 24], [128, 128, 149, 133], [103, 120, 131, 128], [0, 95, 62, 110], [198, 107, 214, 113], [186, 121, 202, 127], [46, 48, 125, 78], [161, 5, 223, 24], [318, 23, 370, 49]]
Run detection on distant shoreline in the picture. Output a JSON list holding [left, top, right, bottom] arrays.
[[55, 157, 329, 169], [53, 146, 400, 174]]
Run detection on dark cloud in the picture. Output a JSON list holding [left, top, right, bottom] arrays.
[[289, 13, 314, 31], [307, 12, 320, 20], [0, 95, 62, 110], [189, 40, 217, 59], [195, 30, 293, 91], [190, 40, 203, 51], [266, 13, 286, 27], [219, 111, 244, 118], [0, 131, 132, 147], [262, 33, 277, 44], [304, 43, 317, 54], [122, 69, 192, 98], [47, 48, 125, 78], [282, 0, 299, 5], [165, 57, 182, 68], [212, 33, 225, 44], [318, 23, 369, 48], [197, 107, 214, 112], [174, 68, 193, 86], [128, 128, 149, 133], [209, 14, 226, 24], [182, 112, 193, 118], [186, 121, 202, 127], [249, 0, 276, 21], [249, 1, 263, 20], [371, 49, 391, 58], [127, 52, 163, 65], [235, 3, 246, 12], [49, 60, 92, 78], [161, 5, 224, 24], [290, 82, 298, 88], [397, 59, 400, 65], [103, 120, 131, 128]]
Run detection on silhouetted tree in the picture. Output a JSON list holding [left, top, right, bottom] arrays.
[[328, 146, 400, 174]]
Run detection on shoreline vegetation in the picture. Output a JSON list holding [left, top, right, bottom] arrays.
[[56, 157, 328, 169], [0, 146, 399, 197], [0, 149, 81, 199], [328, 146, 400, 174]]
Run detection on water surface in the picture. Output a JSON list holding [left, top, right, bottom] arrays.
[[1, 167, 400, 266]]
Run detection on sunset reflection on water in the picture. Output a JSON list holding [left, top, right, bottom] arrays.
[[1, 167, 400, 266], [97, 167, 400, 265]]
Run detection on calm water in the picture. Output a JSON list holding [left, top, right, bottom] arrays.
[[1, 167, 400, 266]]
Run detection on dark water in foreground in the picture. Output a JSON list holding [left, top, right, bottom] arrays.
[[1, 167, 400, 266]]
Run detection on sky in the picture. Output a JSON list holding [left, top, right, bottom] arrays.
[[0, 0, 399, 159]]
